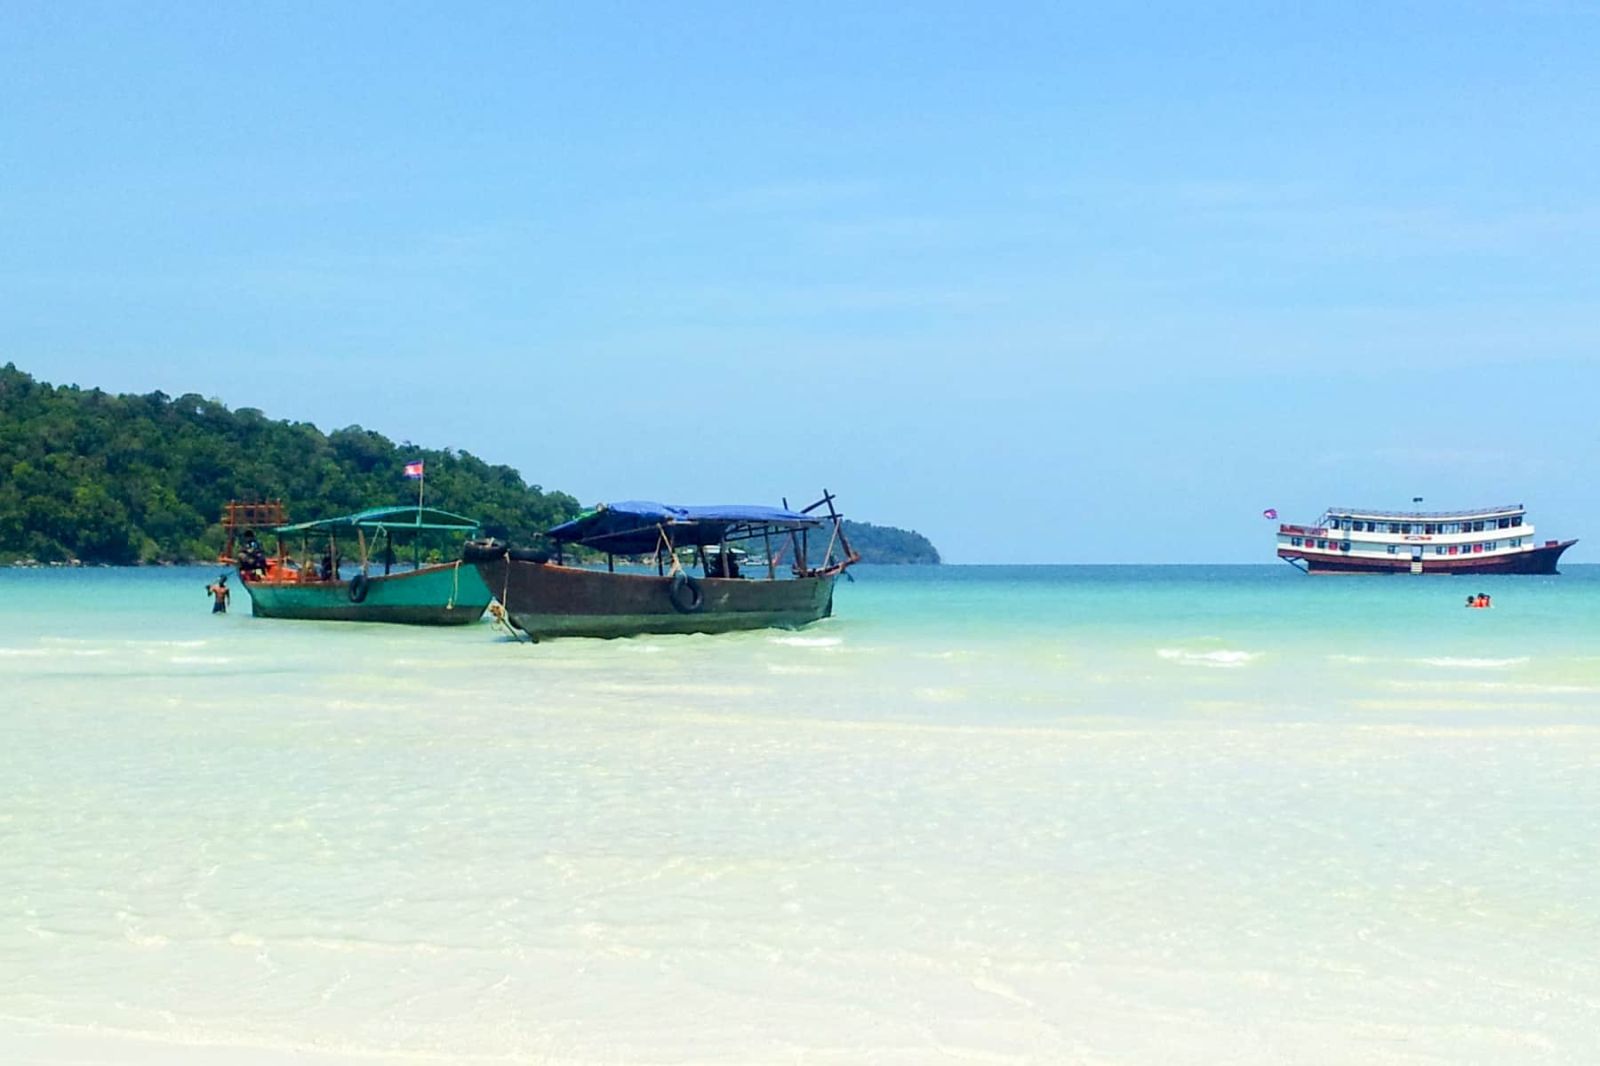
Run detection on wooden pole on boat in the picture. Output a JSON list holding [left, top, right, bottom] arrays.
[[764, 529, 775, 580]]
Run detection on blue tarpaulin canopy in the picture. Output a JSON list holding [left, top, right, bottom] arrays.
[[547, 501, 824, 554]]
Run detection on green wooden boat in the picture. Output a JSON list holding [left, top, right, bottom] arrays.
[[223, 502, 493, 625]]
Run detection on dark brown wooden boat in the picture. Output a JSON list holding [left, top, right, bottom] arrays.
[[469, 493, 858, 640]]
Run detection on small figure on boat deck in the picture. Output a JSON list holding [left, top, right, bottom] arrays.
[[704, 550, 741, 579], [207, 574, 231, 614], [236, 528, 268, 577], [319, 550, 335, 581]]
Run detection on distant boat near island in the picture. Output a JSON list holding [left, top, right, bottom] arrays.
[[1276, 503, 1576, 575]]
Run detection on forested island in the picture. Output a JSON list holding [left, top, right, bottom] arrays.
[[0, 365, 940, 566], [838, 519, 941, 565]]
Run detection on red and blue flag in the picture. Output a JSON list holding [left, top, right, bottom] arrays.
[[403, 460, 425, 479]]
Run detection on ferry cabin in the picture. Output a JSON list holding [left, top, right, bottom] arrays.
[[1276, 504, 1567, 574]]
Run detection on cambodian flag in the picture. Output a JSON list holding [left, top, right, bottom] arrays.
[[403, 460, 425, 479], [1262, 507, 1278, 519]]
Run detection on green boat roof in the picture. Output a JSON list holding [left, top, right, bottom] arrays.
[[266, 506, 481, 535]]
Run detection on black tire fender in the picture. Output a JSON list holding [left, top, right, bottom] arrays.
[[347, 573, 370, 603], [667, 571, 703, 614]]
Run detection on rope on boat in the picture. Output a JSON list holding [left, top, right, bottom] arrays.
[[446, 559, 459, 609], [659, 525, 683, 577], [491, 548, 531, 643]]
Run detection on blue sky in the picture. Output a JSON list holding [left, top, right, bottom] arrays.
[[3, 3, 1598, 562]]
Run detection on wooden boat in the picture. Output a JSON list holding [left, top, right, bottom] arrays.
[[1276, 503, 1577, 574], [469, 493, 859, 640], [221, 500, 494, 624]]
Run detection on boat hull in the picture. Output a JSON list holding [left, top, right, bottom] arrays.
[[1279, 540, 1576, 575], [242, 562, 492, 624], [474, 559, 839, 639]]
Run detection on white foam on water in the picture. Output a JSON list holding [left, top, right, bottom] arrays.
[[766, 663, 824, 675], [1156, 648, 1259, 668], [168, 655, 232, 665], [1414, 656, 1530, 670], [769, 635, 841, 648]]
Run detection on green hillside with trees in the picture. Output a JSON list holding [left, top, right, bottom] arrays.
[[841, 520, 942, 564], [0, 364, 580, 565], [0, 365, 940, 566]]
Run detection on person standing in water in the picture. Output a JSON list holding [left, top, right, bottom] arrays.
[[207, 574, 231, 614]]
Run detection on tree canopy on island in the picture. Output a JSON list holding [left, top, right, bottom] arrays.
[[0, 364, 941, 566], [841, 520, 941, 565], [0, 364, 580, 564]]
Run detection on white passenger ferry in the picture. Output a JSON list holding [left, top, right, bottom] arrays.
[[1276, 504, 1576, 574]]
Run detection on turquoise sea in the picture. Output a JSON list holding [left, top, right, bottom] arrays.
[[3, 564, 1599, 1064]]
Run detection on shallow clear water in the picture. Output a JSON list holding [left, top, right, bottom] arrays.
[[2, 565, 1598, 1063]]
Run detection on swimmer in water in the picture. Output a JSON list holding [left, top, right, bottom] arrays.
[[206, 574, 231, 614]]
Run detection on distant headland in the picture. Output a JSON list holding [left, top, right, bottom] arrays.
[[0, 364, 939, 567]]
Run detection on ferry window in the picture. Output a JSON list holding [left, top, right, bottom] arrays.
[[1473, 544, 1483, 553], [1386, 545, 1397, 554], [1448, 545, 1458, 554], [1497, 518, 1510, 529], [1488, 541, 1497, 550], [1512, 516, 1523, 527], [1473, 521, 1485, 532], [1341, 520, 1352, 531], [1425, 524, 1436, 534], [1512, 538, 1521, 547], [1388, 523, 1400, 534], [1435, 546, 1445, 555], [1291, 537, 1302, 547]]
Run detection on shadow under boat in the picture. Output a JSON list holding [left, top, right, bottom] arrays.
[[467, 492, 859, 640]]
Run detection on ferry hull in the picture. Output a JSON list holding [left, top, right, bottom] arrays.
[[242, 562, 492, 624], [474, 559, 838, 640], [1280, 540, 1576, 575]]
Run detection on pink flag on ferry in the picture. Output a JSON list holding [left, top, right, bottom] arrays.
[[403, 460, 425, 479], [1262, 507, 1278, 519]]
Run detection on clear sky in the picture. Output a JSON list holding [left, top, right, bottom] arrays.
[[4, 3, 1598, 562]]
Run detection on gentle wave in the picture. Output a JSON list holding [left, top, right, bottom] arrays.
[[1414, 656, 1530, 670], [1156, 648, 1259, 668], [769, 635, 842, 648]]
